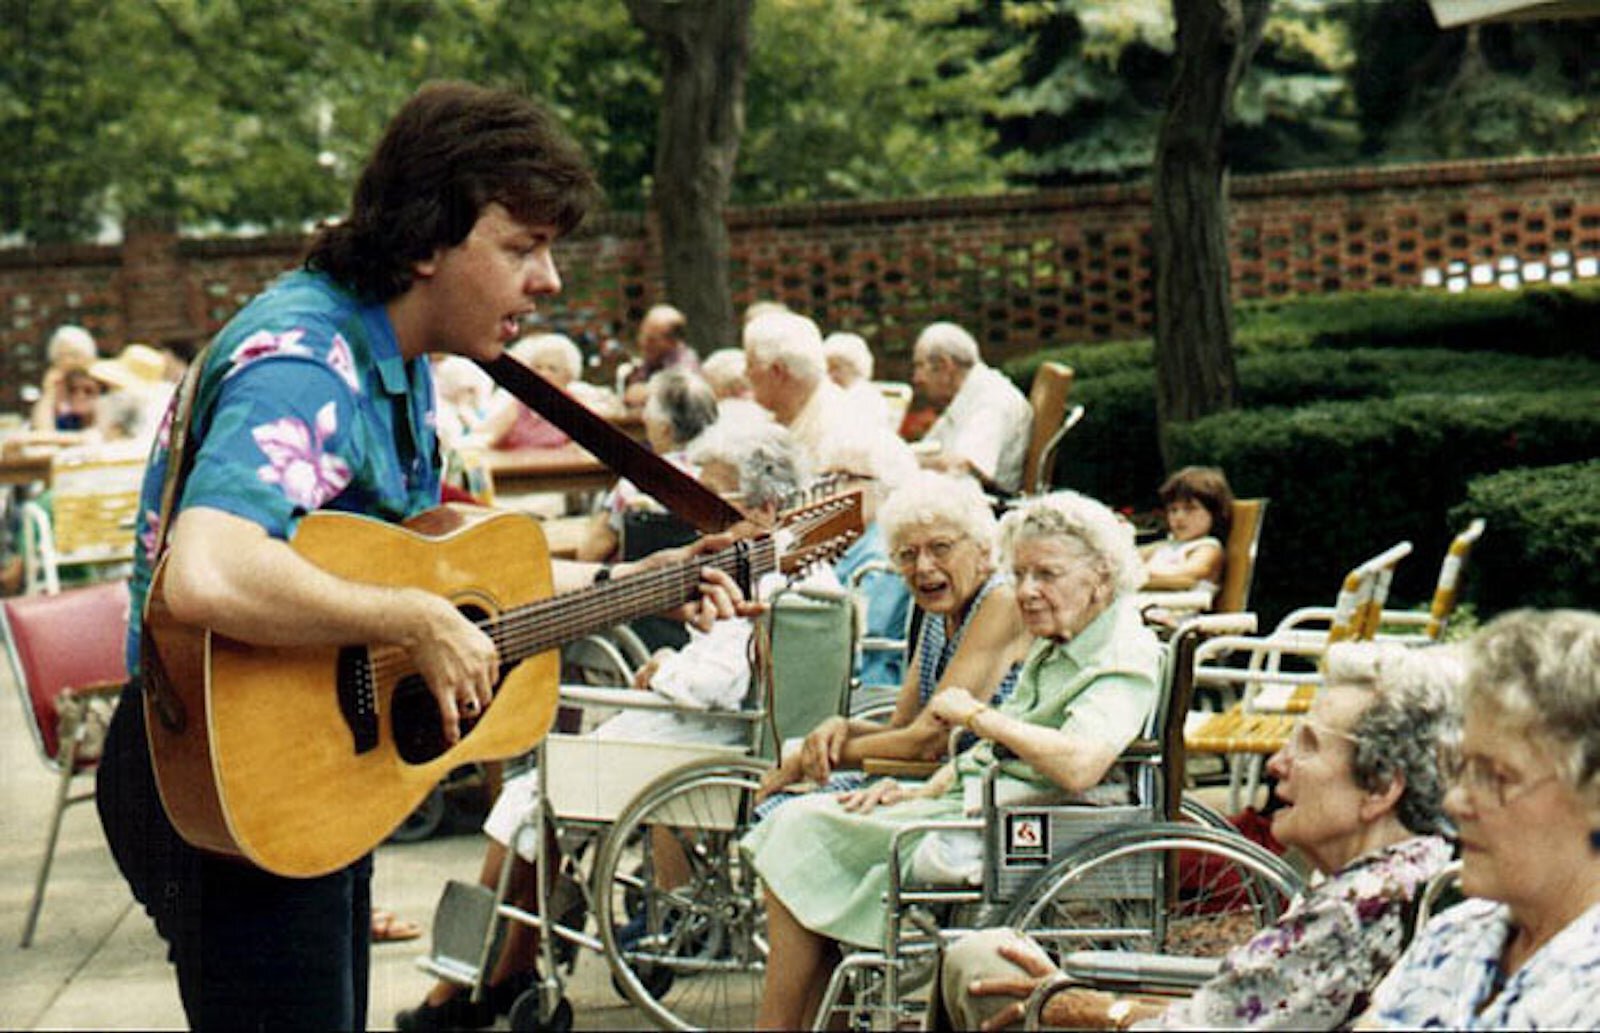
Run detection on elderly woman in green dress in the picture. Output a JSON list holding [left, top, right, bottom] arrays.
[[744, 491, 1163, 1029]]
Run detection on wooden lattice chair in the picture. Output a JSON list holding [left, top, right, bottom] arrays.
[[1020, 362, 1081, 495], [19, 443, 146, 595]]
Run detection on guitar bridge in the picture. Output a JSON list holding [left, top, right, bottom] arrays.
[[337, 647, 380, 754]]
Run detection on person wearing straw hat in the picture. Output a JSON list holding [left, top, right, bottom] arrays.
[[88, 343, 176, 444]]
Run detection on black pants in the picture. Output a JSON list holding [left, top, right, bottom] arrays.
[[97, 683, 372, 1031]]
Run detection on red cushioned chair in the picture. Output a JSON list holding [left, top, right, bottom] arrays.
[[3, 579, 130, 947]]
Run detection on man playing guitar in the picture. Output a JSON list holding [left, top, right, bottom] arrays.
[[96, 82, 748, 1029]]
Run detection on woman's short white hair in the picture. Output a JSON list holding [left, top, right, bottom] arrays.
[[743, 311, 825, 384], [877, 471, 998, 555], [47, 325, 98, 367], [700, 348, 750, 397], [822, 332, 874, 381], [1464, 608, 1600, 806], [510, 333, 583, 383], [998, 490, 1142, 597], [914, 321, 980, 368]]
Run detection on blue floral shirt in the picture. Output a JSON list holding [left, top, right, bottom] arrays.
[[1363, 896, 1600, 1030], [1141, 835, 1453, 1031], [125, 270, 441, 673]]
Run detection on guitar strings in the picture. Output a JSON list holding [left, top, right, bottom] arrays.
[[364, 498, 854, 688]]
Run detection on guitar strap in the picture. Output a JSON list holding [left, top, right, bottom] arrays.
[[140, 343, 211, 730], [477, 355, 745, 534]]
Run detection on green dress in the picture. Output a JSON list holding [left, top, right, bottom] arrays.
[[742, 597, 1162, 948]]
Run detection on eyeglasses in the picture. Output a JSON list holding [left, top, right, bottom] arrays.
[[1436, 743, 1559, 809], [891, 536, 965, 568], [1281, 716, 1362, 760]]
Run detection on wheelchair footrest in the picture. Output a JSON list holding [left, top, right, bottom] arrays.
[[419, 879, 497, 985]]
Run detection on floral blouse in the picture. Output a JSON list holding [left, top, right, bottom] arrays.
[[1139, 835, 1452, 1031], [124, 270, 441, 676], [1362, 896, 1600, 1029]]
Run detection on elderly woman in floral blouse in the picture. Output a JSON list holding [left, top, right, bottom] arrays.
[[943, 639, 1463, 1031], [1357, 609, 1600, 1029]]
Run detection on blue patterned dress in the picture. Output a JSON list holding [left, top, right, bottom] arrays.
[[1363, 896, 1600, 1029], [754, 571, 1020, 819]]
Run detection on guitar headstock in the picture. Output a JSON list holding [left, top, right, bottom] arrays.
[[775, 489, 864, 575]]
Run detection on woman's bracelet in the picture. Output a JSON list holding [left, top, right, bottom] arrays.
[[962, 703, 989, 733]]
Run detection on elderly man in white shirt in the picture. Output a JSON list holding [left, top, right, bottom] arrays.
[[912, 321, 1033, 494], [744, 309, 917, 484]]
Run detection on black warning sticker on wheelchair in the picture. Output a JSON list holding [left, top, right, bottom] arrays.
[[1004, 812, 1050, 866]]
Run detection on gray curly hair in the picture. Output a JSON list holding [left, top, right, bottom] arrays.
[[997, 490, 1143, 597], [687, 418, 810, 510], [1327, 641, 1466, 836], [1464, 609, 1600, 809]]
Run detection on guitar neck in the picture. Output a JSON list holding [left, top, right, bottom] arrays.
[[485, 538, 777, 664]]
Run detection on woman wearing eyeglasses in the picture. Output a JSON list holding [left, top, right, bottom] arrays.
[[1358, 609, 1600, 1029], [940, 639, 1463, 1031], [747, 490, 1164, 1029], [757, 471, 1031, 806]]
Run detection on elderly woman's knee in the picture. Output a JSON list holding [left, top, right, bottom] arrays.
[[940, 927, 1051, 1024]]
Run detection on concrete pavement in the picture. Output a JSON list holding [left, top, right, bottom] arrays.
[[0, 652, 652, 1030]]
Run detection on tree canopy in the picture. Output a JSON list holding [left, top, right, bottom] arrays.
[[3, 0, 1595, 244]]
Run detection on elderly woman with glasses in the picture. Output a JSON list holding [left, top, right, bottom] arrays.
[[746, 490, 1164, 1029], [1357, 609, 1600, 1029], [941, 639, 1463, 1031], [758, 471, 1031, 804]]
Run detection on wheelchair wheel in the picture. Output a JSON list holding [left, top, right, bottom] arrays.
[[594, 756, 769, 1032], [1001, 823, 1302, 959]]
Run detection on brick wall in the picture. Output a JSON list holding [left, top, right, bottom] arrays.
[[4, 153, 1597, 411]]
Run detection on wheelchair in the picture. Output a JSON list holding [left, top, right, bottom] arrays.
[[808, 613, 1307, 1032], [414, 580, 859, 1032]]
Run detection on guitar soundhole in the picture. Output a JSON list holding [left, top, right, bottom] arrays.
[[391, 603, 503, 765]]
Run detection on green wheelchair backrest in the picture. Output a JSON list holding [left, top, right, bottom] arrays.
[[753, 584, 858, 762]]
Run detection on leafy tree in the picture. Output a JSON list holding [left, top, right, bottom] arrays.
[[627, 0, 753, 356], [983, 0, 1355, 185], [736, 0, 1017, 204], [1152, 0, 1272, 459], [1348, 0, 1600, 160]]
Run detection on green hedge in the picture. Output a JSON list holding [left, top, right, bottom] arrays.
[[1450, 461, 1600, 613], [1045, 348, 1600, 507], [1166, 392, 1600, 625], [1005, 282, 1600, 386]]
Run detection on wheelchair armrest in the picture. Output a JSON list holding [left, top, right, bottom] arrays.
[[553, 683, 761, 721], [863, 758, 942, 779], [1058, 949, 1221, 991]]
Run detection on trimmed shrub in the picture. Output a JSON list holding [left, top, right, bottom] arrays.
[[1044, 348, 1600, 506], [1005, 282, 1600, 387], [1451, 461, 1600, 613], [1167, 393, 1600, 625]]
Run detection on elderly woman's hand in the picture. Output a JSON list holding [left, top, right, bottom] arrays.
[[928, 686, 986, 730], [799, 715, 850, 782], [838, 777, 922, 814], [966, 939, 1125, 1032]]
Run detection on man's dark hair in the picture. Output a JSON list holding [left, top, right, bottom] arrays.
[[305, 81, 600, 301]]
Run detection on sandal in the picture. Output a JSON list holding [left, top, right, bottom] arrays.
[[371, 908, 424, 943]]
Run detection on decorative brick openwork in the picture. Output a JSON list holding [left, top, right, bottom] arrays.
[[3, 154, 1597, 411]]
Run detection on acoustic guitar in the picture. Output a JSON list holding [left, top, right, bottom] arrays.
[[141, 493, 860, 877]]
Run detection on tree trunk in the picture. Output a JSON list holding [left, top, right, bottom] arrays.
[[1152, 0, 1271, 467], [626, 0, 752, 358]]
